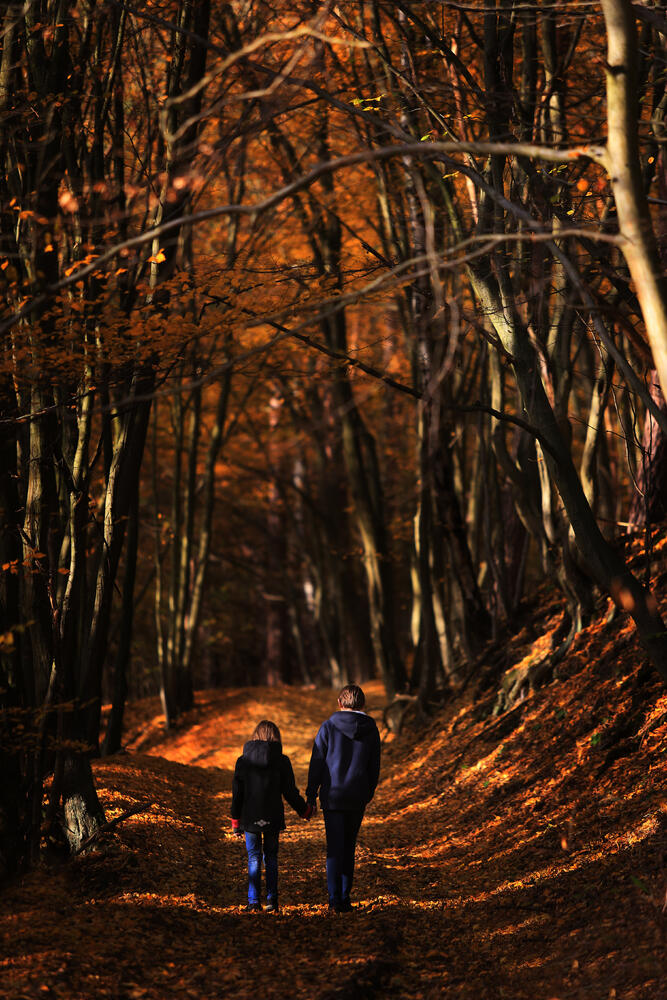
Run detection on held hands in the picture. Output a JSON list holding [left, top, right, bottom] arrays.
[[302, 803, 316, 821]]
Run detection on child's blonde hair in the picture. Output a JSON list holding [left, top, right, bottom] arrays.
[[251, 719, 282, 744]]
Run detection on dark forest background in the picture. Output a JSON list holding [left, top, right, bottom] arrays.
[[1, 0, 667, 871]]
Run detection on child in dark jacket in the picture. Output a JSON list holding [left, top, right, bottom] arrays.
[[306, 685, 381, 912], [231, 720, 312, 912]]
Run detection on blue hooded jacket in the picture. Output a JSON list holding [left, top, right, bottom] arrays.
[[306, 710, 381, 811]]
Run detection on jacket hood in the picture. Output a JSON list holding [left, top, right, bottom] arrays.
[[329, 710, 376, 740], [242, 739, 282, 767]]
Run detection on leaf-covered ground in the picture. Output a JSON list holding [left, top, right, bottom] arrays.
[[2, 612, 667, 999]]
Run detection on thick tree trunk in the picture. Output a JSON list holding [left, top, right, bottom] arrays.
[[61, 754, 105, 853], [601, 0, 667, 399], [22, 397, 56, 703]]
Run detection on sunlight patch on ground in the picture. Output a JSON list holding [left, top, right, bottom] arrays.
[[8, 671, 667, 1000], [111, 892, 212, 911], [487, 914, 551, 938]]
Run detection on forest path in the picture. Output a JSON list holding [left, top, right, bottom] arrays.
[[2, 677, 666, 1000]]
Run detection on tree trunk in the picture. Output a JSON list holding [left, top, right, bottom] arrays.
[[628, 371, 667, 529], [61, 754, 105, 853], [102, 479, 140, 757], [601, 0, 667, 399], [412, 423, 445, 705]]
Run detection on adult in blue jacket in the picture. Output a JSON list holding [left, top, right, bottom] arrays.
[[306, 684, 381, 912]]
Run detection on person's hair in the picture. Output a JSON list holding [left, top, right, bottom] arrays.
[[337, 684, 365, 711], [251, 720, 282, 744]]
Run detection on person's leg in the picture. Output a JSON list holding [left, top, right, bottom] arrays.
[[323, 809, 345, 909], [263, 829, 280, 908], [340, 808, 364, 908], [245, 831, 262, 906]]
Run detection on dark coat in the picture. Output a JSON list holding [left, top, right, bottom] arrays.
[[231, 740, 307, 833], [306, 710, 381, 811]]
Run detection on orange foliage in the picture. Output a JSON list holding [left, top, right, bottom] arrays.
[[4, 604, 666, 999]]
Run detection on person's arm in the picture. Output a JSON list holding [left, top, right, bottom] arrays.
[[280, 755, 309, 817], [367, 725, 381, 801], [306, 723, 328, 804], [231, 758, 244, 828]]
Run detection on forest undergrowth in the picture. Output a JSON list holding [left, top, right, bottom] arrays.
[[2, 565, 667, 1000]]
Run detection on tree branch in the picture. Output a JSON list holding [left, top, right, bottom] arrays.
[[0, 140, 603, 337]]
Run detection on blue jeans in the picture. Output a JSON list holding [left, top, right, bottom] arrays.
[[323, 808, 364, 906], [245, 830, 279, 905]]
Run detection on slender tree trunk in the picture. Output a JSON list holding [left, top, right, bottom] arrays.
[[413, 414, 444, 704], [580, 352, 613, 516], [102, 479, 140, 756], [628, 372, 667, 529], [22, 396, 55, 702], [181, 372, 232, 677], [153, 406, 172, 730], [265, 396, 287, 685]]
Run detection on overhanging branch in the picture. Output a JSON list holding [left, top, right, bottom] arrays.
[[0, 140, 603, 337]]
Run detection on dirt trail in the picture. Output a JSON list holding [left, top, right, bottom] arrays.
[[2, 674, 666, 999]]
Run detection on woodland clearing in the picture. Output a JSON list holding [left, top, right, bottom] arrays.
[[2, 580, 667, 1000]]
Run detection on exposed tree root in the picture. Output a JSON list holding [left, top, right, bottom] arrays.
[[73, 803, 150, 856], [493, 615, 580, 714], [382, 695, 420, 735]]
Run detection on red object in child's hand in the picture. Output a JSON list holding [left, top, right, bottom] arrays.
[[231, 818, 243, 836], [302, 804, 316, 820]]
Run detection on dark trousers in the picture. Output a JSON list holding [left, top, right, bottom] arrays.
[[245, 829, 279, 905], [323, 808, 364, 906]]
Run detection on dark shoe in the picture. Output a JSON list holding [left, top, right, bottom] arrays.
[[338, 899, 353, 913], [264, 901, 279, 913], [243, 903, 262, 913]]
